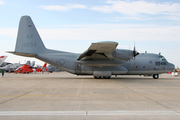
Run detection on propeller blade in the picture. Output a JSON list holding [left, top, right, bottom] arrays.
[[133, 45, 139, 57]]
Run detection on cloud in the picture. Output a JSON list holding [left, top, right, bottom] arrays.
[[40, 1, 180, 21], [0, 28, 17, 37], [90, 0, 180, 20], [40, 4, 87, 11], [36, 24, 180, 42], [91, 0, 180, 15], [0, 0, 4, 5], [1, 24, 180, 42]]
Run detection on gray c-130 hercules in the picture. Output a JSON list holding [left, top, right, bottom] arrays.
[[9, 16, 175, 79]]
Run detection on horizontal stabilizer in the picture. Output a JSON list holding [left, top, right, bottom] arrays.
[[7, 51, 36, 57]]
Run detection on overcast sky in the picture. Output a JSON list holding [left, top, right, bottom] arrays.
[[0, 0, 180, 67]]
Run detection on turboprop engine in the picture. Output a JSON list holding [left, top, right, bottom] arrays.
[[111, 48, 139, 61]]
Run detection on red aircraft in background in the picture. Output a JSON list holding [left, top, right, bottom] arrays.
[[35, 63, 47, 72], [15, 63, 47, 74]]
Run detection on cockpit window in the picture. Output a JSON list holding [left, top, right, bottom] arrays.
[[159, 56, 166, 61]]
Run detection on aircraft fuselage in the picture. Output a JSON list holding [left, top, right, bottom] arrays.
[[35, 50, 174, 79]]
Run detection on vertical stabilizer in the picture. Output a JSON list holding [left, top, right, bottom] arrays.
[[25, 61, 31, 66], [42, 63, 47, 72], [15, 16, 46, 54], [0, 56, 7, 66], [31, 61, 35, 67], [43, 63, 47, 68]]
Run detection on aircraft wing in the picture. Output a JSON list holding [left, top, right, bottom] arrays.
[[77, 42, 118, 60]]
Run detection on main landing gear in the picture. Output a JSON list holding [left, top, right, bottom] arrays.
[[94, 76, 111, 79], [153, 74, 159, 79]]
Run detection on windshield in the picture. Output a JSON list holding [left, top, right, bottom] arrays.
[[159, 56, 166, 61]]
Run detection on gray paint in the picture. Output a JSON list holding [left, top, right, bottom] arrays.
[[9, 16, 175, 79]]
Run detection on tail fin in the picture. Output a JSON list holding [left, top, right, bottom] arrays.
[[25, 61, 31, 66], [31, 61, 35, 67], [42, 63, 47, 72], [43, 63, 47, 68], [11, 16, 46, 57], [0, 56, 7, 66]]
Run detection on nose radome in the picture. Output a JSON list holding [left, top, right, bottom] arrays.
[[168, 63, 175, 71]]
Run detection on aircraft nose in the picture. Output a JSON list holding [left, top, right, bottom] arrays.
[[167, 63, 175, 72]]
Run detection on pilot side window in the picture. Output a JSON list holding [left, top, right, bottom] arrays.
[[159, 56, 165, 61]]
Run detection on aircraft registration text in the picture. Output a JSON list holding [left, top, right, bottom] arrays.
[[155, 61, 167, 66], [23, 42, 36, 47]]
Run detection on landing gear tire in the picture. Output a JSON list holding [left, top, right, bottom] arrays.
[[94, 76, 101, 79], [103, 76, 111, 79], [153, 74, 159, 79]]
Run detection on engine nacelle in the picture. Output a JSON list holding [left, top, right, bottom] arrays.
[[111, 49, 135, 61]]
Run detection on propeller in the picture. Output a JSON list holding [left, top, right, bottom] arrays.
[[133, 43, 139, 69], [133, 43, 139, 58]]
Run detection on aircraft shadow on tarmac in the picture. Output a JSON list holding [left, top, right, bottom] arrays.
[[45, 76, 160, 80]]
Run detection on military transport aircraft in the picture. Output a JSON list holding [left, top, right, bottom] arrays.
[[9, 16, 175, 79]]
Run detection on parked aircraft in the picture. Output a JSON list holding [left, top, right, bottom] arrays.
[[35, 63, 47, 72], [15, 61, 33, 73], [0, 56, 7, 66], [47, 65, 62, 73], [15, 62, 47, 74], [0, 63, 20, 72], [9, 16, 175, 79], [0, 62, 11, 67]]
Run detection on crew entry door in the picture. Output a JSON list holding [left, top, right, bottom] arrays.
[[75, 63, 82, 74]]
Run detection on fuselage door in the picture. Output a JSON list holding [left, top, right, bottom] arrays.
[[75, 63, 81, 74]]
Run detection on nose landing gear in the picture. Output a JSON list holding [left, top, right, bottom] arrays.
[[153, 74, 159, 79]]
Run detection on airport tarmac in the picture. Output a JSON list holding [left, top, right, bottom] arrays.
[[0, 72, 180, 120]]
